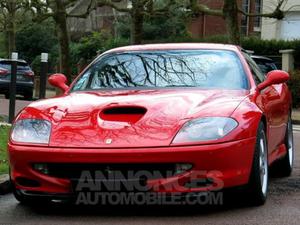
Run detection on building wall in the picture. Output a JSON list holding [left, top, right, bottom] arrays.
[[67, 0, 128, 39], [261, 0, 300, 40], [188, 0, 261, 38]]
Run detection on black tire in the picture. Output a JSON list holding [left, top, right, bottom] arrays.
[[275, 115, 294, 177], [246, 122, 268, 206], [4, 93, 9, 99], [23, 91, 33, 100]]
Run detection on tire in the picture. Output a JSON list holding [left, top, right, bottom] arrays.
[[4, 93, 9, 99], [23, 91, 33, 100], [275, 115, 294, 177], [246, 122, 268, 206]]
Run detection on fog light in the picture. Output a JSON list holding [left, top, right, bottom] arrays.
[[33, 163, 49, 175], [174, 163, 192, 175]]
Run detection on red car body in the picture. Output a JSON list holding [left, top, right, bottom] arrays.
[[8, 44, 292, 201]]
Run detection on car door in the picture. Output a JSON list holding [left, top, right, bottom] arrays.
[[243, 53, 289, 154]]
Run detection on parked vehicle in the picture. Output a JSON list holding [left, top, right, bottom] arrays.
[[8, 44, 294, 206], [0, 59, 34, 100], [251, 55, 278, 75]]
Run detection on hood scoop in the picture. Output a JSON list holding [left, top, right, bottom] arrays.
[[99, 106, 147, 124]]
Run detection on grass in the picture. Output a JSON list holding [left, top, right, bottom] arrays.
[[0, 125, 10, 175]]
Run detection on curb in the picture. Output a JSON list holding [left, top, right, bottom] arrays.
[[0, 122, 11, 127], [0, 174, 11, 195], [292, 120, 300, 125]]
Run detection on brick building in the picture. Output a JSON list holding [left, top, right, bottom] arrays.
[[188, 0, 263, 38], [67, 0, 263, 40]]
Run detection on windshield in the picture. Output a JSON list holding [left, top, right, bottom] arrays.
[[72, 50, 248, 91]]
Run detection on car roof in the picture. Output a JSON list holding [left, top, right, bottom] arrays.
[[104, 43, 240, 54], [250, 55, 274, 62], [0, 58, 28, 64]]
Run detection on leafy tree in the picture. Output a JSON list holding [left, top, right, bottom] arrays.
[[16, 19, 57, 63]]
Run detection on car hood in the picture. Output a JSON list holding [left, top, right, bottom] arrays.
[[23, 89, 248, 148]]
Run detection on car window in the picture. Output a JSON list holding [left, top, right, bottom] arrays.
[[243, 53, 265, 84], [253, 59, 277, 74], [72, 50, 249, 91], [0, 61, 31, 71]]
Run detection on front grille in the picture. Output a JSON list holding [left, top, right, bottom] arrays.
[[43, 163, 177, 180]]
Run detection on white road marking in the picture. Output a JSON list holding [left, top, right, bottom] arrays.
[[293, 125, 300, 133], [293, 125, 300, 129]]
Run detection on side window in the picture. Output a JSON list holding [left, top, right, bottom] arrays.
[[243, 53, 265, 84]]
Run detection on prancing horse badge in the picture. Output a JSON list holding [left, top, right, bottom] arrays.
[[105, 139, 112, 144]]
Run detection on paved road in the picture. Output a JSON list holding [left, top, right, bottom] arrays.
[[0, 97, 32, 118], [0, 91, 55, 118], [0, 130, 300, 225]]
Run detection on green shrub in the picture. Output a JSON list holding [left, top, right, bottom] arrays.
[[288, 70, 300, 108], [70, 31, 128, 66], [16, 19, 57, 64]]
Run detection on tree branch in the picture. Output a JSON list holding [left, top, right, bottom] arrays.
[[238, 0, 285, 20], [189, 0, 223, 17], [97, 0, 131, 13], [67, 0, 95, 18]]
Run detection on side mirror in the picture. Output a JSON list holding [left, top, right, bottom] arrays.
[[48, 73, 69, 92], [257, 70, 289, 91]]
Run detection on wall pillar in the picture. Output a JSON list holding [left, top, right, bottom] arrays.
[[279, 49, 295, 72]]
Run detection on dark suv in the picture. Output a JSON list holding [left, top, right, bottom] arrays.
[[0, 59, 34, 100], [251, 55, 278, 75]]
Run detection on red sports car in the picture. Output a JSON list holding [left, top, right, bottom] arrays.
[[8, 44, 294, 206]]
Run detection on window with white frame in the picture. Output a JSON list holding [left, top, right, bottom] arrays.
[[254, 0, 262, 31], [241, 0, 250, 36]]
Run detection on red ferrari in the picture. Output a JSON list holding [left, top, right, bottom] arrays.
[[8, 44, 294, 206]]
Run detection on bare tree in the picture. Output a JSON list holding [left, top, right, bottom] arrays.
[[97, 0, 176, 44], [189, 0, 287, 44], [29, 0, 95, 83], [0, 0, 29, 57]]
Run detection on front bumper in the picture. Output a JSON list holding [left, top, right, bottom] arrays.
[[8, 137, 256, 195]]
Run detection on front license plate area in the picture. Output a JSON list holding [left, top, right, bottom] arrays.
[[71, 177, 148, 193]]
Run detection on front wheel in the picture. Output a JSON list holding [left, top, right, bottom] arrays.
[[23, 91, 33, 100], [246, 122, 269, 206]]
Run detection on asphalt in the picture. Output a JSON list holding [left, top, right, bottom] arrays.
[[0, 129, 299, 225]]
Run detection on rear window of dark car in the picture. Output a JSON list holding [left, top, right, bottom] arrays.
[[0, 61, 31, 71], [252, 58, 277, 74]]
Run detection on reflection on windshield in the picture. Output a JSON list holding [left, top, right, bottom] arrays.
[[72, 50, 248, 91]]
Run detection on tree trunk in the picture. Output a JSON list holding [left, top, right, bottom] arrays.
[[53, 0, 72, 84], [7, 0, 17, 57], [130, 0, 144, 44], [223, 0, 240, 44]]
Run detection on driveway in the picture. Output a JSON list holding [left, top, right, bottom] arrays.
[[0, 128, 299, 225]]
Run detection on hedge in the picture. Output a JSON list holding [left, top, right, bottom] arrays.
[[288, 70, 300, 108]]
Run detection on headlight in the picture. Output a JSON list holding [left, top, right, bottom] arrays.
[[11, 119, 51, 144], [172, 117, 238, 143]]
